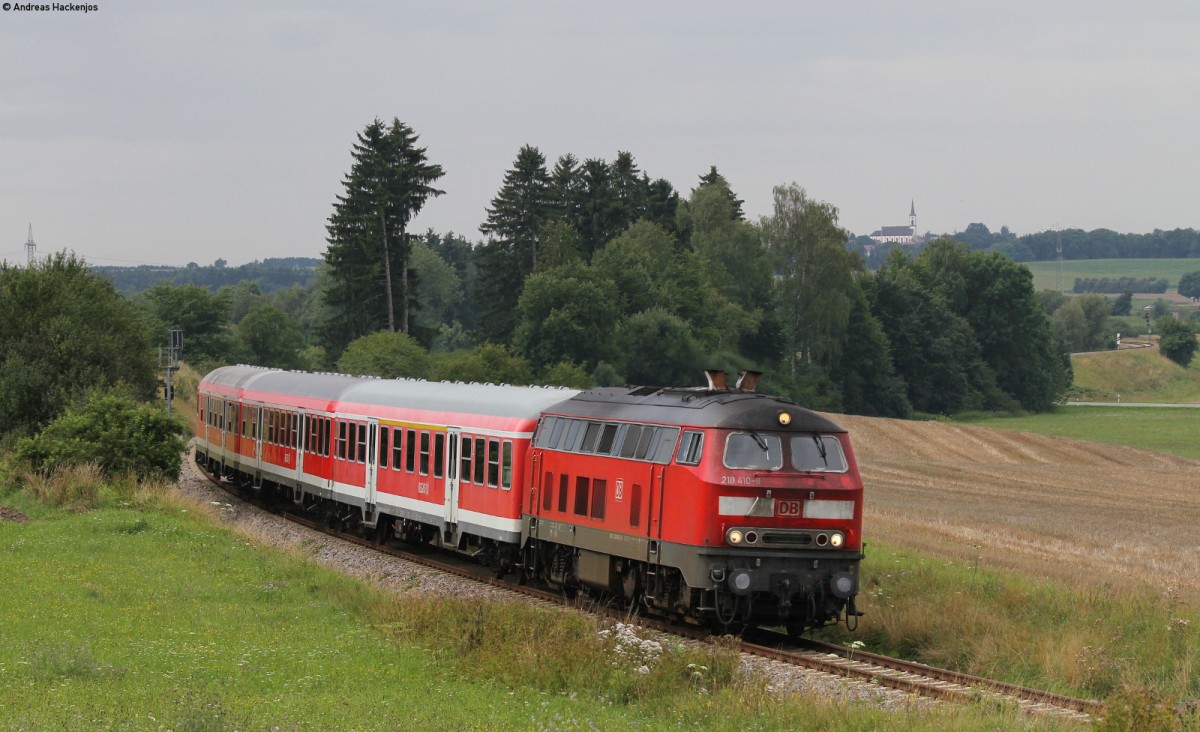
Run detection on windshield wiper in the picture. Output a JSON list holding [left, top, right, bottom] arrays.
[[749, 429, 768, 452], [812, 434, 828, 464]]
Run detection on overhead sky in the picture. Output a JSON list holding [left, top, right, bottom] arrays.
[[3, 1, 1198, 267]]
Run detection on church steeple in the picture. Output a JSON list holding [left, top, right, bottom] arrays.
[[909, 200, 916, 229]]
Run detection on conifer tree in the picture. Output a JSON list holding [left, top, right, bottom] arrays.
[[323, 118, 444, 355], [477, 145, 553, 342]]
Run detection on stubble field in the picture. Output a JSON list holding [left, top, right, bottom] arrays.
[[838, 413, 1200, 599]]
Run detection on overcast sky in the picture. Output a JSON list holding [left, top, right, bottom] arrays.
[[3, 1, 1198, 267]]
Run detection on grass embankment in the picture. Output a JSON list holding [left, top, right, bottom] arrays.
[[1069, 346, 1200, 405], [1, 468, 1057, 731]]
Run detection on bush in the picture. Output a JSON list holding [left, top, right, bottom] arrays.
[[14, 393, 187, 481], [1156, 317, 1198, 368]]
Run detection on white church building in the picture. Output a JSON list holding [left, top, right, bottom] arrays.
[[869, 202, 919, 245]]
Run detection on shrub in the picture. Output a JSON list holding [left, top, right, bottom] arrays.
[[1156, 317, 1197, 368], [14, 393, 187, 481]]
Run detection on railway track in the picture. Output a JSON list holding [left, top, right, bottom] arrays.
[[197, 463, 1104, 724]]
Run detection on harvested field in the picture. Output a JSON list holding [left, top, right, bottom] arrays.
[[837, 414, 1200, 598]]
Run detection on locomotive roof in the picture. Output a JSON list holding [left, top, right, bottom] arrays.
[[553, 386, 846, 433], [201, 365, 578, 420]]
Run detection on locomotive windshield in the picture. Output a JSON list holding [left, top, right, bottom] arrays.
[[791, 435, 848, 472], [723, 432, 783, 470], [723, 432, 848, 473]]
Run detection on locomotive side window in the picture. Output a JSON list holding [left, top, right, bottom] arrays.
[[580, 422, 602, 453], [790, 435, 848, 472], [562, 420, 583, 452], [618, 425, 644, 458], [591, 479, 606, 519], [534, 417, 557, 448], [460, 436, 472, 483], [473, 438, 486, 484], [419, 432, 430, 475], [649, 427, 681, 463], [574, 477, 589, 515], [379, 425, 389, 469], [501, 441, 513, 489], [724, 432, 783, 470], [676, 431, 704, 465], [557, 474, 569, 512], [487, 439, 500, 487], [542, 471, 553, 510], [391, 427, 402, 471], [633, 426, 655, 460], [433, 433, 445, 479], [597, 424, 619, 454], [548, 418, 566, 449], [406, 430, 416, 473]]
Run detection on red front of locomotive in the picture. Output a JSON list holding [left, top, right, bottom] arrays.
[[656, 399, 864, 631], [525, 385, 864, 633]]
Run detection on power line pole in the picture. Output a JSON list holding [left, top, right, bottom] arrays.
[[25, 224, 36, 268]]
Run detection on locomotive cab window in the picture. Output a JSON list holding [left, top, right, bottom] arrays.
[[676, 431, 704, 465], [790, 435, 848, 473], [724, 432, 783, 470]]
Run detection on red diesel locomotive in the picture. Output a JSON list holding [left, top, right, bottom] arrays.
[[195, 365, 864, 633]]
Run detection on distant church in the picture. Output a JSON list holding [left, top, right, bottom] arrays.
[[869, 202, 919, 245]]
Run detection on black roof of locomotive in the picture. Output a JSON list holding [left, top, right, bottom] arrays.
[[549, 386, 845, 433]]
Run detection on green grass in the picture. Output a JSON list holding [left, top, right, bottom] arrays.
[[1025, 257, 1200, 292], [1070, 347, 1200, 404], [821, 541, 1200, 703], [960, 406, 1200, 459], [0, 479, 1073, 731]]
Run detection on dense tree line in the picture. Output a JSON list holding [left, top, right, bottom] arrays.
[[94, 257, 320, 297], [885, 223, 1200, 263], [1073, 277, 1168, 294], [17, 120, 1084, 432]]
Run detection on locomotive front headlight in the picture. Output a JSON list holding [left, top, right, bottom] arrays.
[[727, 529, 744, 545], [830, 532, 844, 548]]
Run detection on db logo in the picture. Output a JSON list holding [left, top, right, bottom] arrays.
[[777, 499, 803, 517], [615, 479, 624, 502]]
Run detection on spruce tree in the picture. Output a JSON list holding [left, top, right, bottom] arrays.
[[323, 118, 444, 356], [476, 145, 553, 343]]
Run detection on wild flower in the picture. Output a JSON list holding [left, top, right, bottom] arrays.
[[598, 623, 663, 674]]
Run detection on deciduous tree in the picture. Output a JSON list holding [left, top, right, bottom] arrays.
[[0, 252, 157, 437], [759, 183, 862, 372]]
